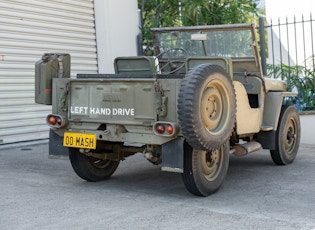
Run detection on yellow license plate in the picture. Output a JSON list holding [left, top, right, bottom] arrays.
[[63, 132, 96, 149]]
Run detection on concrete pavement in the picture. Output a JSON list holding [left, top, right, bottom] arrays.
[[0, 142, 314, 229]]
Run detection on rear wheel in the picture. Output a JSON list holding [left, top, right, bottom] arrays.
[[270, 105, 301, 165], [182, 141, 230, 196], [69, 148, 120, 181]]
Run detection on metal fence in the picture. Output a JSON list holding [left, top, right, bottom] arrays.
[[259, 15, 315, 111]]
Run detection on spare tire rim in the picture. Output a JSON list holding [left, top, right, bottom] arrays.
[[201, 78, 230, 134]]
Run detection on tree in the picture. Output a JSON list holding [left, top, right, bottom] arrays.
[[181, 0, 259, 25], [138, 0, 260, 54], [139, 0, 260, 32], [138, 0, 181, 39]]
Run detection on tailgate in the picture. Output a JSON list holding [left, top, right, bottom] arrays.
[[69, 79, 156, 123]]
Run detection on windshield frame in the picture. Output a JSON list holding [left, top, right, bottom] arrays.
[[151, 23, 262, 76]]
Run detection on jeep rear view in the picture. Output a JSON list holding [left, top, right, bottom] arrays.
[[35, 24, 300, 196]]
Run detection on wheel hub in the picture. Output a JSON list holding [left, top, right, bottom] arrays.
[[89, 158, 112, 169], [201, 84, 224, 132], [284, 118, 297, 153], [207, 96, 217, 118], [201, 148, 222, 181]]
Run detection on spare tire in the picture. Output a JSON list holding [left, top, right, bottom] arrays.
[[178, 64, 236, 151]]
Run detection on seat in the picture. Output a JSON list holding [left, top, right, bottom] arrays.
[[114, 56, 158, 74]]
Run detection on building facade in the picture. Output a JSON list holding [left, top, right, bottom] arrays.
[[0, 0, 139, 144]]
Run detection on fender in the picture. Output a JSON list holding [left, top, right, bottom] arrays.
[[262, 91, 296, 131], [257, 91, 296, 150]]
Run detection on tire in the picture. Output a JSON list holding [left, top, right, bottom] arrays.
[[69, 148, 120, 181], [270, 105, 301, 165], [178, 64, 236, 151], [182, 141, 230, 196]]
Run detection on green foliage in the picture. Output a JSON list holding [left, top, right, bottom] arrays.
[[181, 0, 259, 26], [138, 0, 181, 39], [139, 0, 259, 31], [139, 0, 260, 51], [267, 63, 315, 111]]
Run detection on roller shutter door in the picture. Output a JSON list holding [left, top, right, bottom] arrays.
[[0, 0, 97, 144]]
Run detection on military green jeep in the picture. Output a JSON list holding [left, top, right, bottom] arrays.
[[35, 24, 300, 196]]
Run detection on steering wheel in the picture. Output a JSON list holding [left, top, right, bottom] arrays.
[[155, 48, 188, 74]]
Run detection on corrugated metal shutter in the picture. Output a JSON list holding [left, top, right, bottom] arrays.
[[0, 0, 98, 144]]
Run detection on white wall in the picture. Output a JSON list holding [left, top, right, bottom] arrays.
[[94, 0, 139, 73], [265, 0, 315, 66], [266, 0, 315, 146], [300, 115, 315, 145], [266, 0, 314, 20]]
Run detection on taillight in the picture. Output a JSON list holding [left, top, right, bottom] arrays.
[[166, 125, 174, 134], [156, 124, 165, 134], [48, 116, 57, 125], [153, 122, 178, 137], [46, 114, 67, 128]]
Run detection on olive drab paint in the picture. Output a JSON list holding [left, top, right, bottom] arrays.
[[35, 24, 300, 197], [35, 53, 70, 105]]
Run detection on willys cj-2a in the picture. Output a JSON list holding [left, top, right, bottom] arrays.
[[35, 23, 300, 196]]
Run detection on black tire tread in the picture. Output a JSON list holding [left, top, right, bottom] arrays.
[[182, 142, 230, 196], [69, 148, 119, 182], [178, 64, 236, 151], [181, 144, 203, 196], [270, 105, 301, 165]]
